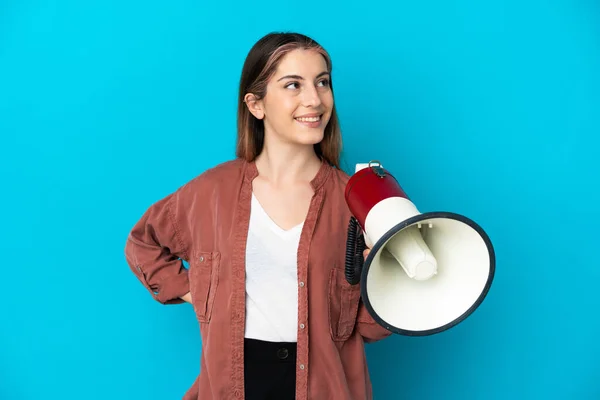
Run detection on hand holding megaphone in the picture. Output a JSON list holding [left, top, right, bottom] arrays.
[[344, 161, 495, 336]]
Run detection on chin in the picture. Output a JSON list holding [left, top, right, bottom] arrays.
[[294, 130, 325, 145]]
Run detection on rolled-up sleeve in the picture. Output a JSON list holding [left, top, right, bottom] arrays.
[[124, 192, 190, 305], [356, 301, 393, 343]]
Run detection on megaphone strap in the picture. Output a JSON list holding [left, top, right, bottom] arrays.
[[368, 160, 386, 178]]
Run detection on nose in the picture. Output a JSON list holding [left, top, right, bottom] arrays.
[[301, 84, 322, 108]]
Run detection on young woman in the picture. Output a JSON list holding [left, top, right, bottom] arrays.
[[125, 32, 392, 400]]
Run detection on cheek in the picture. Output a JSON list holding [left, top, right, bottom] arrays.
[[280, 98, 299, 117], [264, 100, 297, 129], [267, 96, 293, 113], [321, 92, 334, 109]]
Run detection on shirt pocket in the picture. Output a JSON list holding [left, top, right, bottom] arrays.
[[328, 267, 362, 342], [188, 250, 221, 323]]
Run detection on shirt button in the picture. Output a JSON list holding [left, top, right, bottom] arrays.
[[199, 256, 204, 262], [299, 364, 305, 370], [300, 323, 305, 329], [299, 282, 305, 287]]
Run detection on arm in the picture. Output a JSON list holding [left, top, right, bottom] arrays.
[[356, 248, 393, 343], [356, 302, 393, 343], [124, 192, 191, 305]]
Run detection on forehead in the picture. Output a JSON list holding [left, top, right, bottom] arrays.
[[273, 48, 329, 77]]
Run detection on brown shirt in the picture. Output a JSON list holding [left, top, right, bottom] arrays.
[[124, 158, 392, 399]]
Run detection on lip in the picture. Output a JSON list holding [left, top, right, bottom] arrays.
[[294, 113, 323, 128], [294, 113, 322, 118]]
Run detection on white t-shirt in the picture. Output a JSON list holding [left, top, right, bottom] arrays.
[[244, 193, 303, 343]]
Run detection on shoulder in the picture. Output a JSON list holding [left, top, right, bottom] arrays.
[[327, 165, 351, 192], [332, 167, 351, 184], [197, 158, 246, 182], [174, 158, 246, 198], [321, 165, 353, 216]]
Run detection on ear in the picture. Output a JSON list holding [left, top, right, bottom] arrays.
[[244, 93, 265, 120]]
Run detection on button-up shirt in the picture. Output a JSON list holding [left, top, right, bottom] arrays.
[[125, 158, 392, 399]]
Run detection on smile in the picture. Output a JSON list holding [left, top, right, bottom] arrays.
[[295, 115, 321, 122]]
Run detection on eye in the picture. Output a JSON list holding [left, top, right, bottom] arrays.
[[317, 78, 330, 87], [284, 81, 300, 90]]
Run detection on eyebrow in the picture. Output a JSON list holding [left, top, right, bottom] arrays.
[[277, 71, 330, 81]]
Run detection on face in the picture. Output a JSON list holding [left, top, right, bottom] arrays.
[[246, 48, 334, 147]]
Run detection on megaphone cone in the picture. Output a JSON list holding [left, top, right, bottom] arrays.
[[345, 161, 495, 336]]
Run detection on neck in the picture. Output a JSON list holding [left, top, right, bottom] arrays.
[[254, 142, 322, 186]]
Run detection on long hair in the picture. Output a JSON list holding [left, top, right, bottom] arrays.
[[236, 32, 342, 169]]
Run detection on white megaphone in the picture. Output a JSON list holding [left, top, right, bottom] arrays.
[[344, 161, 495, 336]]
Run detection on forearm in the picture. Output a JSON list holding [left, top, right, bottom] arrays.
[[125, 192, 192, 305], [357, 302, 392, 343]]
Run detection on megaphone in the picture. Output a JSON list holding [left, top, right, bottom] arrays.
[[345, 161, 495, 336]]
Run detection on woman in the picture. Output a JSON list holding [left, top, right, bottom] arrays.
[[124, 32, 392, 400]]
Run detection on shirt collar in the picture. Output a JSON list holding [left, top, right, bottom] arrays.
[[243, 157, 332, 192]]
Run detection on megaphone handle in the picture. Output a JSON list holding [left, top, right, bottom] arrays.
[[345, 216, 365, 285]]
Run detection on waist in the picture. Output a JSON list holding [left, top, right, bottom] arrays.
[[244, 338, 297, 364]]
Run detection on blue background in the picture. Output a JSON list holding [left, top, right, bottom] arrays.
[[1, 0, 599, 399]]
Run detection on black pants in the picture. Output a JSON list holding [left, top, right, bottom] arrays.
[[244, 338, 297, 400]]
